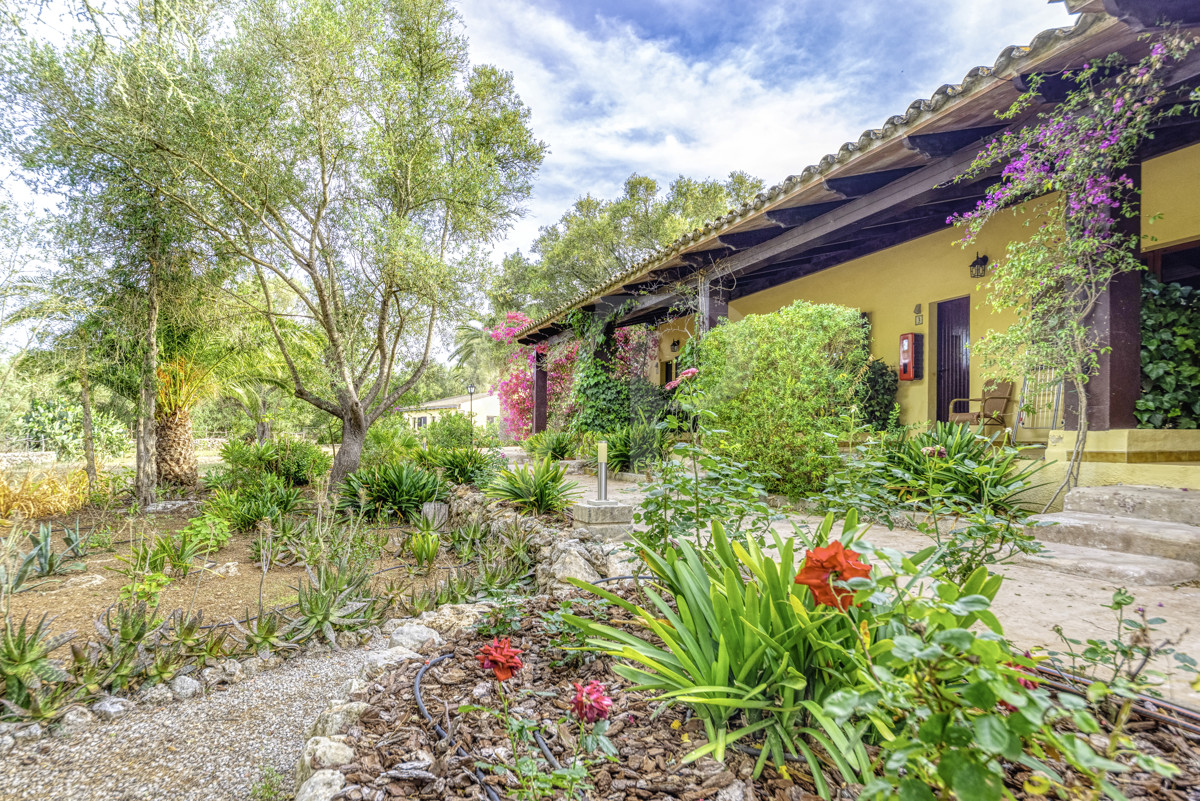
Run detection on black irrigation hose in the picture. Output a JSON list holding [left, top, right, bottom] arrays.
[[533, 731, 561, 769], [593, 575, 655, 584], [415, 654, 501, 801]]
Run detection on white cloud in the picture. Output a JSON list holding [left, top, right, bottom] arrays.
[[454, 0, 1074, 257]]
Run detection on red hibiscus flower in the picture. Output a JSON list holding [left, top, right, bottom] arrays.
[[476, 637, 523, 682], [794, 541, 872, 611]]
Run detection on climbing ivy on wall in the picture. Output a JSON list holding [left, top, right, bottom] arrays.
[[564, 307, 663, 433], [1137, 275, 1200, 429]]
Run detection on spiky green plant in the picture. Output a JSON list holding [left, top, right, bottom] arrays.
[[485, 457, 581, 515], [233, 610, 296, 656], [0, 614, 74, 716]]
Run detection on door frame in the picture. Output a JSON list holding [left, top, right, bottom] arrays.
[[935, 295, 972, 423]]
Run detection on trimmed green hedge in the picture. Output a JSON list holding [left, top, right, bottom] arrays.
[[693, 300, 868, 496]]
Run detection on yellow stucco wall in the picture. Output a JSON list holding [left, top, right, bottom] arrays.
[[1142, 142, 1200, 251], [727, 211, 1036, 424], [401, 393, 501, 429]]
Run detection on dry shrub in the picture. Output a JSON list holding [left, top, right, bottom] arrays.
[[0, 469, 89, 526]]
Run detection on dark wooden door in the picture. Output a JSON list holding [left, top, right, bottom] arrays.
[[936, 297, 971, 422]]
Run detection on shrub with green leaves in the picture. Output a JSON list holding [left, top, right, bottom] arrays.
[[603, 416, 664, 473], [219, 436, 331, 486], [363, 418, 421, 464], [486, 456, 581, 515], [820, 421, 1046, 518], [19, 398, 130, 460], [337, 462, 446, 522], [692, 300, 869, 496], [854, 356, 899, 432], [422, 410, 475, 450]]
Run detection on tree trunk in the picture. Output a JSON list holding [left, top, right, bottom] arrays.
[[156, 406, 199, 485], [255, 419, 272, 444], [79, 365, 98, 491], [135, 265, 159, 508], [329, 414, 366, 497]]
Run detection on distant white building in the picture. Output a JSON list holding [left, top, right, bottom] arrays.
[[399, 392, 501, 430]]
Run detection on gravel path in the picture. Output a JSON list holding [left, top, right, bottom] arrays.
[[1, 643, 380, 801]]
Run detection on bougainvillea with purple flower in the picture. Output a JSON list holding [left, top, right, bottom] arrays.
[[950, 33, 1193, 503]]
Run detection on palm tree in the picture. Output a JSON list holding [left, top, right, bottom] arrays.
[[154, 352, 223, 485]]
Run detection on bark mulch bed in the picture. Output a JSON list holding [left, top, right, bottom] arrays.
[[335, 591, 1200, 801]]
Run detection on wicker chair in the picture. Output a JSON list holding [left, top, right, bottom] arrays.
[[948, 380, 1013, 428]]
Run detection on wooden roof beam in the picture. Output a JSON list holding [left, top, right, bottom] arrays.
[[1101, 0, 1200, 31], [822, 167, 922, 199], [680, 247, 736, 267], [717, 227, 792, 251], [902, 125, 1007, 158], [764, 201, 849, 227], [706, 139, 1006, 283]]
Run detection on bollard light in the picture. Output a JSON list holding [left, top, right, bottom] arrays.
[[597, 440, 608, 501]]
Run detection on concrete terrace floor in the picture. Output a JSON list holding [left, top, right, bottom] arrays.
[[569, 472, 1200, 707]]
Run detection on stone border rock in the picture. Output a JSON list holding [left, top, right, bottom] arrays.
[[1, 628, 381, 749], [0, 450, 57, 469], [444, 485, 633, 590], [293, 611, 487, 801]]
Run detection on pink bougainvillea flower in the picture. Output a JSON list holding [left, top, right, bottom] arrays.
[[571, 680, 613, 723], [476, 637, 524, 682], [794, 541, 872, 611]]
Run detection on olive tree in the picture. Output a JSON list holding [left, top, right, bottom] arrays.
[[3, 0, 545, 492]]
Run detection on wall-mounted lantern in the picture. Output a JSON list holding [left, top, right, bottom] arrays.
[[670, 339, 680, 353], [969, 252, 990, 279]]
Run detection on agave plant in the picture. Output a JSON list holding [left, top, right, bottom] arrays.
[[25, 524, 85, 577], [140, 642, 189, 686], [448, 522, 486, 561], [337, 462, 445, 522], [407, 531, 440, 572]]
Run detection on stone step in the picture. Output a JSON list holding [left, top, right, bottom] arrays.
[[1064, 484, 1200, 526], [1029, 511, 1200, 566], [1014, 542, 1199, 586]]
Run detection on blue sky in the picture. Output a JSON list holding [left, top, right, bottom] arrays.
[[454, 0, 1076, 257]]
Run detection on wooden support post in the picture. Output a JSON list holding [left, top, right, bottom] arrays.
[[1064, 269, 1142, 431], [533, 349, 548, 434], [1065, 164, 1142, 431], [698, 274, 730, 334]]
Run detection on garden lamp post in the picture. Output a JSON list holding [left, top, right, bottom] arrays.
[[467, 383, 476, 448], [597, 440, 608, 501]]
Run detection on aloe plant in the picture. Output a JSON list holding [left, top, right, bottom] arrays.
[[0, 614, 74, 715]]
